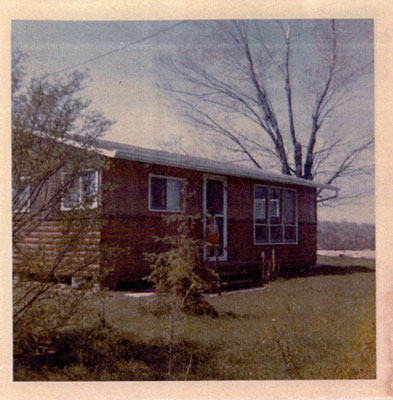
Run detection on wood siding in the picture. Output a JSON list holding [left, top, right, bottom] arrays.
[[101, 159, 318, 286], [13, 156, 318, 287], [13, 217, 101, 279]]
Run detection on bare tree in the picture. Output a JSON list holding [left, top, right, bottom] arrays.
[[160, 20, 373, 203]]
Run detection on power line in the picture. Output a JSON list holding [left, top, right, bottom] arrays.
[[50, 20, 188, 75]]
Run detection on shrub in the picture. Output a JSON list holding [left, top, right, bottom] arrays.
[[145, 212, 221, 316]]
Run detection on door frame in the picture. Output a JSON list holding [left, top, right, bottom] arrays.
[[203, 174, 227, 262]]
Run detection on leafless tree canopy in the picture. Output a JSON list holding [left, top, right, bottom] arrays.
[[160, 20, 374, 203]]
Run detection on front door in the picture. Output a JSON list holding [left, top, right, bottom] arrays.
[[203, 175, 227, 261]]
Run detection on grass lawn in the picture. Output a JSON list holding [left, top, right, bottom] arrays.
[[14, 256, 375, 381]]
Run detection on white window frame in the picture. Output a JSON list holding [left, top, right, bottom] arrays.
[[254, 185, 298, 245], [61, 170, 99, 211], [148, 174, 185, 213]]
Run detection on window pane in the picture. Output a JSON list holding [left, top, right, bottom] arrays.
[[21, 184, 30, 211], [269, 189, 281, 224], [81, 172, 96, 200], [63, 177, 80, 208], [13, 178, 30, 212], [255, 187, 267, 199], [255, 225, 268, 243], [150, 177, 167, 210], [283, 190, 295, 224], [255, 199, 267, 223], [254, 187, 267, 223], [285, 226, 297, 243], [215, 216, 224, 256], [206, 180, 223, 215], [167, 179, 181, 211], [270, 225, 283, 243]]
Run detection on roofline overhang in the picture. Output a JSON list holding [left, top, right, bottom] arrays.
[[29, 131, 338, 192], [112, 149, 339, 192]]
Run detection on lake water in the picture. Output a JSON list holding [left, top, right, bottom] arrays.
[[317, 250, 375, 259]]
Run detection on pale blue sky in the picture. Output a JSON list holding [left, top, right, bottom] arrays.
[[11, 20, 375, 224]]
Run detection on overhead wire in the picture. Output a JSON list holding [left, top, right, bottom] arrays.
[[50, 20, 188, 75]]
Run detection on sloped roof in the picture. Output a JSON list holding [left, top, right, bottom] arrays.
[[97, 138, 338, 192]]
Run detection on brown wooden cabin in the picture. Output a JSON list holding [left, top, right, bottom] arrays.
[[15, 138, 338, 290], [96, 139, 338, 289]]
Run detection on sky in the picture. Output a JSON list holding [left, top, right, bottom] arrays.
[[11, 20, 375, 224]]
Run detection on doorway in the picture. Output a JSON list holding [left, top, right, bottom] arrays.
[[203, 175, 227, 261]]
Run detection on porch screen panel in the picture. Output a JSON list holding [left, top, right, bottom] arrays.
[[254, 187, 267, 223], [254, 186, 297, 244], [255, 225, 268, 243], [206, 180, 223, 215], [283, 190, 296, 242], [254, 187, 268, 243], [269, 189, 281, 224], [205, 179, 225, 259], [215, 216, 224, 256], [270, 225, 283, 243], [283, 190, 295, 224]]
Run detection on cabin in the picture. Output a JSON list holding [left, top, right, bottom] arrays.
[[14, 138, 338, 290]]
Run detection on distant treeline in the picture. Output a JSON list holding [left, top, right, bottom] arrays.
[[317, 220, 375, 250]]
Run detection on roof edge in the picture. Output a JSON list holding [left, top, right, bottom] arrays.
[[112, 148, 338, 192], [29, 133, 336, 191]]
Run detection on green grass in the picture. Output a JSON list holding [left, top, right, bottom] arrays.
[[317, 255, 375, 269], [14, 256, 375, 380]]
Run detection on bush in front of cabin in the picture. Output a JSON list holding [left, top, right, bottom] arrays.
[[145, 210, 221, 379], [145, 212, 221, 317]]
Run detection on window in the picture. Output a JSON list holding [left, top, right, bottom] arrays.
[[12, 176, 30, 212], [61, 171, 98, 210], [149, 175, 183, 212], [254, 186, 297, 244]]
